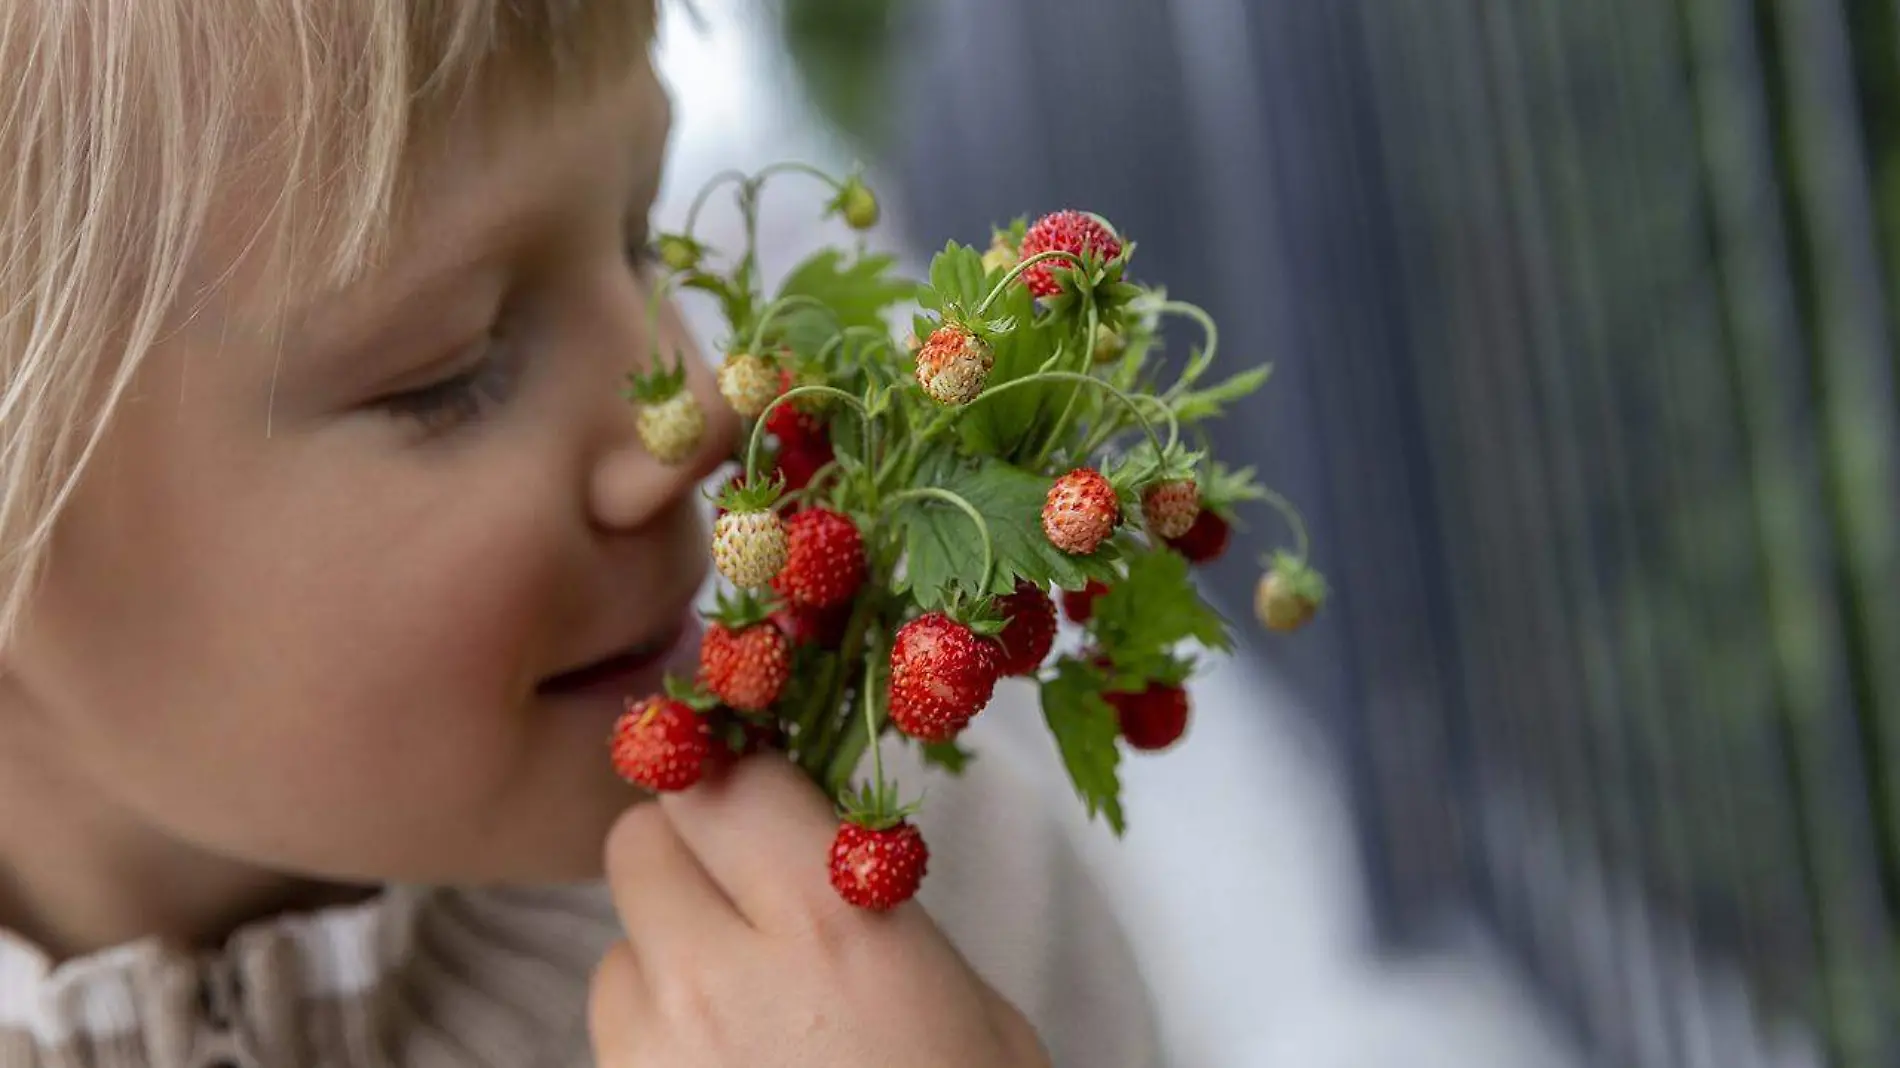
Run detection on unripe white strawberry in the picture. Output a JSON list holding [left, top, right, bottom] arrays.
[[713, 508, 788, 589], [718, 351, 779, 418]]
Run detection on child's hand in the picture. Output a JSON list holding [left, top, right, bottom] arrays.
[[588, 754, 1053, 1068]]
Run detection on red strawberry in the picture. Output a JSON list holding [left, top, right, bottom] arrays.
[[1141, 479, 1201, 540], [775, 436, 835, 494], [772, 599, 853, 648], [1165, 509, 1231, 564], [1043, 468, 1120, 554], [1060, 579, 1111, 623], [829, 820, 929, 910], [697, 621, 791, 713], [1106, 683, 1191, 752], [765, 368, 826, 449], [993, 580, 1057, 677], [773, 507, 866, 609], [610, 696, 712, 792], [888, 612, 1001, 742], [1019, 210, 1123, 297]]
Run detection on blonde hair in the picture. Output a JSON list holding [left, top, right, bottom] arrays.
[[0, 0, 657, 644]]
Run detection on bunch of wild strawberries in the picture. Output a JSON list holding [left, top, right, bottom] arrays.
[[612, 165, 1326, 910]]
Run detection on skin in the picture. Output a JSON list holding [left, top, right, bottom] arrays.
[[0, 47, 1048, 1068]]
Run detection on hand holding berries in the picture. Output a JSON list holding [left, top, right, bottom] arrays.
[[591, 756, 1052, 1068]]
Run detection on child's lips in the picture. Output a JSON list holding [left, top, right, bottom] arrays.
[[537, 615, 697, 700]]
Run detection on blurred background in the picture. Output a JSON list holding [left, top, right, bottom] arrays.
[[651, 1, 1900, 1065]]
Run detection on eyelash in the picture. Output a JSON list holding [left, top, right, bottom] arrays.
[[378, 229, 660, 434], [377, 331, 521, 435]]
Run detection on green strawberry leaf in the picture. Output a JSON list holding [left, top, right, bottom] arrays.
[[926, 241, 989, 312], [893, 452, 1122, 611], [1041, 658, 1126, 835], [917, 739, 977, 774], [775, 249, 914, 343], [1089, 548, 1232, 660], [1201, 461, 1269, 519], [680, 272, 754, 335], [955, 285, 1075, 460], [1170, 365, 1271, 424]]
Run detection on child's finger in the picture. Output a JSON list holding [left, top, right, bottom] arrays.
[[602, 799, 744, 961], [587, 940, 649, 1065], [655, 752, 849, 930]]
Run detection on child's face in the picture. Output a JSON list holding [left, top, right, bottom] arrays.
[[2, 58, 737, 885]]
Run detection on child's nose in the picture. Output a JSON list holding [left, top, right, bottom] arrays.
[[588, 345, 741, 534]]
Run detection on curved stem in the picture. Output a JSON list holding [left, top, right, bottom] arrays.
[[972, 250, 1090, 318], [745, 295, 838, 354], [816, 325, 892, 370], [1259, 485, 1310, 563], [883, 488, 995, 593], [779, 462, 842, 509], [683, 169, 750, 237], [752, 160, 848, 192], [746, 385, 872, 484], [642, 272, 680, 354], [971, 371, 1174, 465], [1159, 300, 1221, 399], [1031, 306, 1097, 466]]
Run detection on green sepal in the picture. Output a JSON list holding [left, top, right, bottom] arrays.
[[707, 588, 777, 630], [713, 473, 786, 513], [836, 777, 923, 830], [624, 347, 690, 404], [1266, 551, 1329, 607], [661, 674, 720, 712]]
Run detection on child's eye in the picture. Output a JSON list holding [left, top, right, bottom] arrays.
[[375, 333, 520, 435]]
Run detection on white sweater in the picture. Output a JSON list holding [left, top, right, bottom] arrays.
[[0, 692, 1164, 1068]]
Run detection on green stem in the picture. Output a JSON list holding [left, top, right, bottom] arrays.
[[975, 371, 1175, 465], [821, 627, 884, 797], [778, 462, 842, 509], [1032, 305, 1100, 466], [1259, 486, 1311, 562], [804, 592, 878, 782], [883, 488, 995, 592], [816, 325, 891, 370], [746, 385, 872, 484], [752, 160, 847, 191], [972, 250, 1091, 318], [863, 644, 884, 789], [745, 295, 838, 354], [1160, 300, 1220, 399], [683, 169, 749, 238]]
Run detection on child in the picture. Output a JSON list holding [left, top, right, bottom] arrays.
[[0, 3, 1162, 1066]]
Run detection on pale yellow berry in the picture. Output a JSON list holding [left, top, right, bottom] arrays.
[[713, 510, 789, 588], [636, 392, 705, 465], [982, 234, 1018, 275], [718, 352, 779, 418]]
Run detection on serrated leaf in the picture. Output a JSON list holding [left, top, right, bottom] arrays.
[[1090, 548, 1232, 657], [892, 452, 1122, 610], [681, 273, 753, 333], [955, 285, 1076, 459], [776, 250, 915, 331], [1203, 461, 1268, 516], [918, 740, 977, 774], [1171, 365, 1270, 424], [927, 242, 988, 310], [1041, 659, 1126, 835]]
